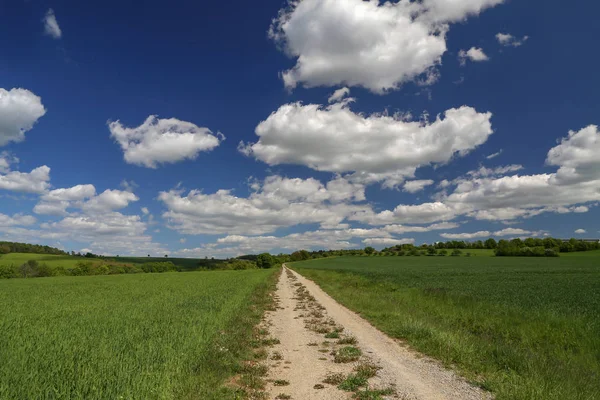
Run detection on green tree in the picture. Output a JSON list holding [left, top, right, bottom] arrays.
[[484, 238, 497, 249], [256, 253, 276, 269], [364, 246, 375, 255]]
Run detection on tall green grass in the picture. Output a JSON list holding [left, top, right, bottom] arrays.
[[0, 269, 276, 399], [292, 255, 600, 400]]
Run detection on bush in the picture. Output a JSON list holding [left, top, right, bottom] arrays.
[[451, 249, 462, 257], [0, 264, 18, 279], [140, 262, 178, 273], [19, 260, 40, 278]]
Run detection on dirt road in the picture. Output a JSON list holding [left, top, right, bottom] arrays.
[[262, 266, 492, 400]]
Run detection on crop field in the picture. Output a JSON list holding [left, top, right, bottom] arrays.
[[0, 269, 276, 399], [0, 253, 224, 272], [291, 253, 600, 400], [0, 253, 86, 269]]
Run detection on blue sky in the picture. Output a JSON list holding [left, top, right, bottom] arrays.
[[1, 0, 599, 257]]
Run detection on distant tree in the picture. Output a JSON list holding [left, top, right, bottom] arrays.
[[510, 238, 524, 248], [451, 249, 462, 257], [427, 247, 437, 256], [439, 249, 448, 256], [290, 250, 311, 261], [484, 238, 497, 249], [364, 246, 375, 255], [256, 253, 276, 269]]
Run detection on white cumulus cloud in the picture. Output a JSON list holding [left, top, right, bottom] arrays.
[[242, 102, 493, 188], [270, 0, 503, 93], [0, 165, 51, 194], [109, 116, 223, 168], [575, 229, 586, 234], [496, 33, 528, 47], [459, 47, 489, 66], [0, 88, 46, 146], [0, 213, 37, 227], [403, 179, 435, 193], [159, 175, 369, 235]]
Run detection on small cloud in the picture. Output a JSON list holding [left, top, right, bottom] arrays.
[[43, 9, 62, 39], [403, 179, 434, 193], [496, 33, 528, 47], [120, 180, 139, 192], [575, 229, 586, 234], [328, 87, 350, 103], [458, 47, 489, 66], [453, 76, 465, 85], [179, 238, 187, 244], [141, 207, 149, 215], [486, 150, 503, 160]]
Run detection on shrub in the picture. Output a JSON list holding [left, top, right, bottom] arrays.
[[451, 249, 462, 257], [140, 262, 178, 273], [19, 260, 40, 278], [0, 264, 18, 279]]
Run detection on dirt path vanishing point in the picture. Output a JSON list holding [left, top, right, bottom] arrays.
[[262, 266, 493, 400]]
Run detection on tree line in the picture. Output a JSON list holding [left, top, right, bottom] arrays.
[[0, 260, 179, 279], [0, 241, 67, 256]]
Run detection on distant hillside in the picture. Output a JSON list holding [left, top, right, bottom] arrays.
[[0, 241, 67, 256], [110, 256, 227, 271]]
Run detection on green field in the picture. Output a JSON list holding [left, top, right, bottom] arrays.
[[0, 253, 87, 268], [0, 269, 276, 399], [0, 253, 222, 271], [291, 253, 600, 400]]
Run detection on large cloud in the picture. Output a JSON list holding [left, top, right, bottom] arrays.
[[0, 88, 46, 146], [242, 102, 493, 187], [109, 116, 223, 168], [351, 201, 458, 225], [0, 165, 50, 194], [446, 127, 600, 212], [270, 0, 503, 93], [0, 213, 36, 227], [159, 175, 369, 235], [364, 125, 600, 226]]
